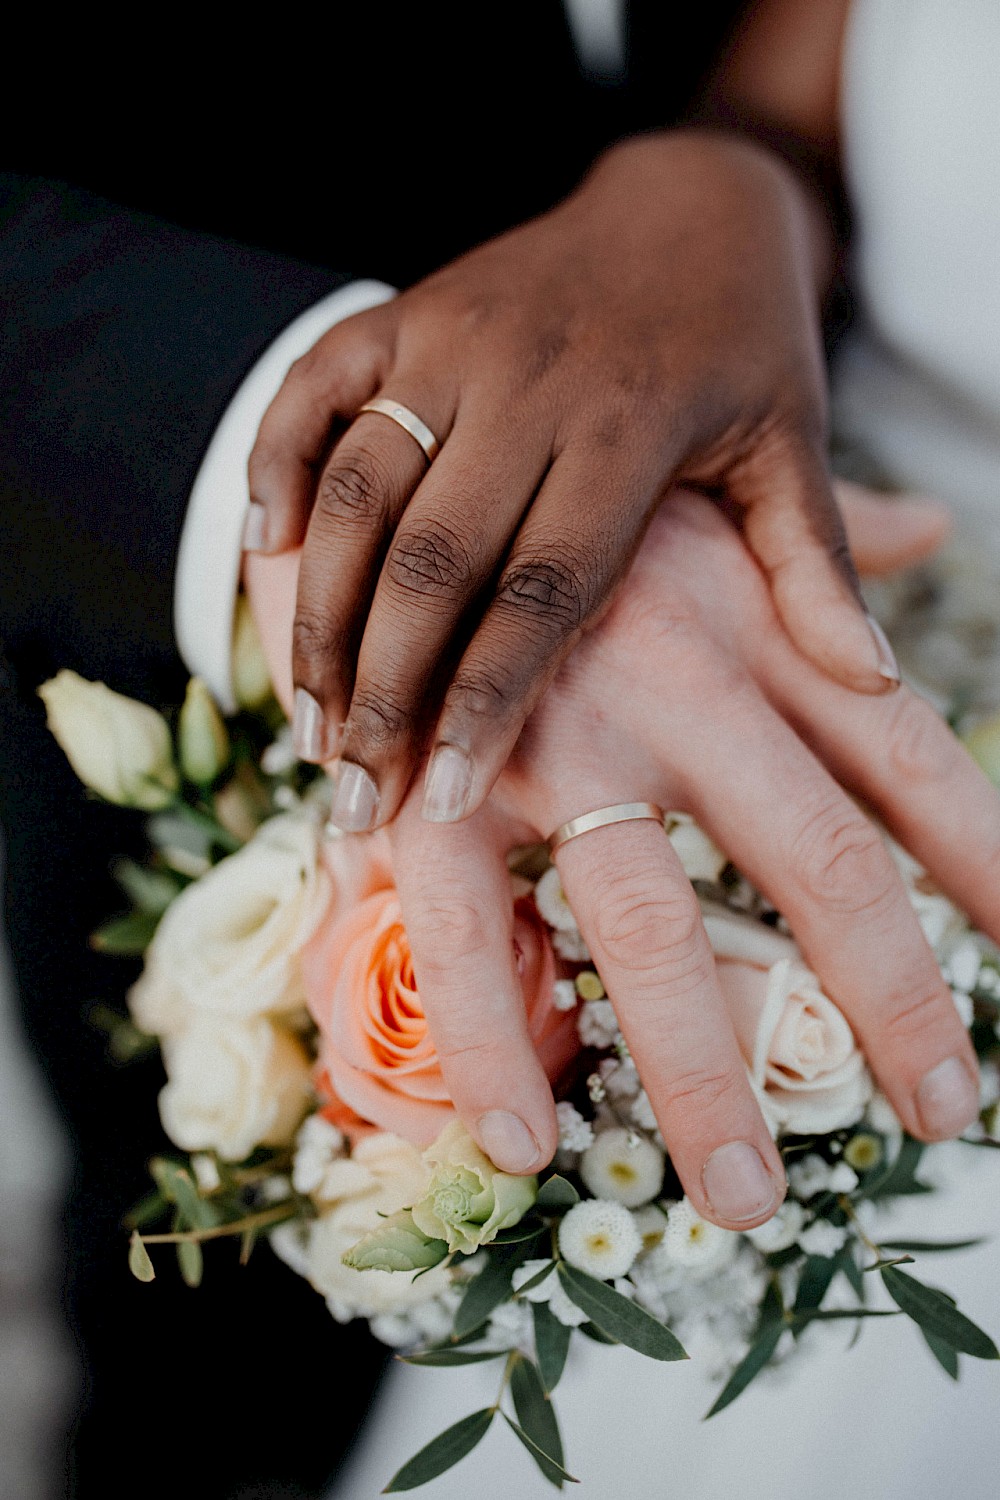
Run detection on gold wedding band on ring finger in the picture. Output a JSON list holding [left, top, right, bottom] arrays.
[[547, 802, 666, 854], [357, 398, 441, 464]]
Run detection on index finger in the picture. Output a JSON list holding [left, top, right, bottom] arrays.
[[555, 820, 786, 1228]]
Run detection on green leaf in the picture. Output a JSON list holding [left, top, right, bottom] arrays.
[[837, 1243, 865, 1299], [128, 1232, 155, 1283], [453, 1239, 540, 1340], [123, 1189, 167, 1230], [880, 1267, 999, 1358], [90, 909, 160, 955], [511, 1355, 565, 1477], [704, 1323, 783, 1418], [113, 859, 182, 914], [557, 1265, 687, 1362], [177, 1239, 203, 1288], [922, 1329, 960, 1380], [515, 1260, 555, 1296], [149, 1159, 221, 1231], [863, 1254, 915, 1273], [577, 1321, 618, 1345], [793, 1255, 839, 1318], [400, 1349, 510, 1368], [501, 1414, 578, 1488], [879, 1238, 985, 1254], [790, 1308, 900, 1325], [533, 1302, 572, 1393], [383, 1408, 495, 1492], [489, 1221, 546, 1245], [864, 1136, 930, 1200], [536, 1176, 580, 1213]]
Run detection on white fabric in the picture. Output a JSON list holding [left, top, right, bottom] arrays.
[[833, 0, 1000, 545], [173, 278, 395, 710]]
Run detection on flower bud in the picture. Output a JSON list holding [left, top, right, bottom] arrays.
[[179, 677, 230, 784], [232, 594, 273, 710], [410, 1119, 538, 1255], [38, 670, 178, 809], [341, 1209, 448, 1273]]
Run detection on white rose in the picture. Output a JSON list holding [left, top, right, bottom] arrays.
[[128, 812, 330, 1032], [158, 1012, 312, 1161], [38, 669, 178, 809], [302, 1133, 451, 1322], [706, 908, 872, 1135]]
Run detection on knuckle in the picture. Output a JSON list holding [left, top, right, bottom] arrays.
[[447, 663, 515, 725], [595, 882, 705, 981], [293, 608, 340, 670], [885, 693, 956, 787], [664, 1063, 744, 1118], [496, 553, 589, 633], [315, 450, 391, 531], [412, 895, 494, 973], [790, 800, 895, 917], [385, 521, 476, 600], [880, 985, 953, 1053], [346, 691, 410, 754]]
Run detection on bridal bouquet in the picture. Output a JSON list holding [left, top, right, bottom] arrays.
[[39, 597, 1000, 1493]]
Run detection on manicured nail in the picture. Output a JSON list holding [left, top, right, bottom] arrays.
[[478, 1111, 542, 1173], [293, 688, 333, 763], [422, 745, 473, 823], [242, 501, 268, 552], [702, 1141, 779, 1223], [328, 759, 380, 833], [866, 613, 900, 686], [916, 1056, 979, 1138]]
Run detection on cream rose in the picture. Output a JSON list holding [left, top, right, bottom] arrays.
[[158, 1012, 312, 1161], [129, 812, 330, 1032], [302, 1133, 451, 1322], [38, 669, 178, 809], [704, 908, 872, 1135]]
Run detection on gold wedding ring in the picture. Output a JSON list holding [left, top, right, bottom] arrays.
[[357, 398, 441, 463], [547, 802, 666, 854]]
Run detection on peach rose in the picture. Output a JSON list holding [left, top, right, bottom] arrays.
[[304, 889, 577, 1145]]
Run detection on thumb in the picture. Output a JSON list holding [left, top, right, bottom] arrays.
[[835, 478, 953, 577]]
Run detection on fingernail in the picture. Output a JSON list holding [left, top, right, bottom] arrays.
[[422, 745, 473, 823], [478, 1111, 542, 1173], [702, 1142, 779, 1223], [327, 759, 380, 833], [916, 1056, 979, 1138], [242, 501, 268, 552], [293, 688, 334, 763], [866, 613, 901, 686]]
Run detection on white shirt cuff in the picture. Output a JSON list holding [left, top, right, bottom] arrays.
[[173, 277, 397, 712]]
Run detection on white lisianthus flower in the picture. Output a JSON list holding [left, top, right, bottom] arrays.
[[178, 677, 230, 784], [534, 866, 579, 932], [797, 1220, 848, 1258], [411, 1120, 538, 1255], [556, 1101, 594, 1154], [580, 1127, 665, 1208], [190, 1153, 222, 1194], [558, 1199, 642, 1280], [304, 1133, 449, 1323], [291, 1112, 346, 1197], [231, 592, 273, 710], [158, 1012, 312, 1161], [38, 669, 178, 809], [578, 999, 620, 1049], [666, 813, 727, 883], [661, 1198, 739, 1273], [512, 1260, 589, 1327], [552, 979, 579, 1012], [744, 1200, 805, 1253], [128, 811, 330, 1032]]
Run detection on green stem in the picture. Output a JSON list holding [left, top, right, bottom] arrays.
[[168, 795, 241, 852], [136, 1201, 295, 1246]]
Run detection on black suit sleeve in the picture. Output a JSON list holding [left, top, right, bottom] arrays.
[[0, 175, 386, 1500]]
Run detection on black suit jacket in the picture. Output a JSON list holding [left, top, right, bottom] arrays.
[[0, 8, 747, 1496]]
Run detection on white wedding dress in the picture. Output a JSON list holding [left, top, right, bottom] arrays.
[[329, 3, 1000, 1496]]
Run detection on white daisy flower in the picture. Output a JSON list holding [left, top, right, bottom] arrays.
[[632, 1203, 668, 1253], [580, 1127, 665, 1208], [661, 1198, 739, 1272], [556, 1101, 595, 1154], [558, 1199, 642, 1280], [797, 1220, 848, 1258], [512, 1259, 589, 1326], [552, 979, 579, 1012], [744, 1199, 806, 1253], [534, 866, 579, 932]]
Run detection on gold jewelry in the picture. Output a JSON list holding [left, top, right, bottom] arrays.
[[357, 398, 441, 463], [547, 802, 665, 854]]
